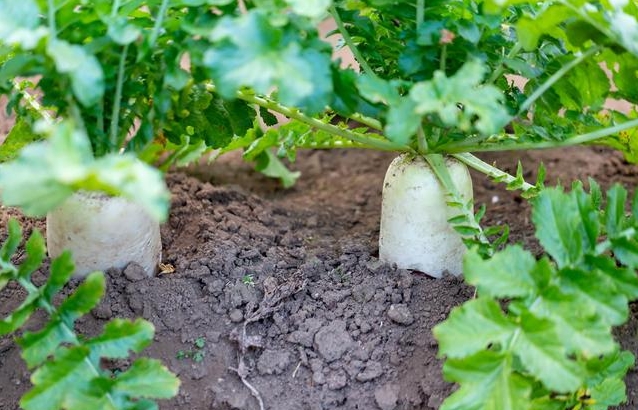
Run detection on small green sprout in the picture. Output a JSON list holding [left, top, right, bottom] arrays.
[[242, 274, 255, 286], [177, 337, 206, 363]]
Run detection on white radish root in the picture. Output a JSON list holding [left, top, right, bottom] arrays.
[[47, 192, 161, 277], [379, 153, 473, 278]]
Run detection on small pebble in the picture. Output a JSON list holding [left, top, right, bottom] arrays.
[[123, 263, 147, 282], [229, 309, 244, 323], [387, 304, 414, 325], [356, 361, 383, 382]]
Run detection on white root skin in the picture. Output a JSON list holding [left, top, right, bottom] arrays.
[[379, 153, 473, 278], [46, 192, 162, 277]]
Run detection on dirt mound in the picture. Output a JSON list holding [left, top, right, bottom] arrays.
[[1, 147, 637, 409]]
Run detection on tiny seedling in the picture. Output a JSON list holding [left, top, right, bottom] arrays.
[[242, 274, 256, 287], [177, 337, 206, 363], [194, 336, 206, 349], [332, 267, 351, 283]]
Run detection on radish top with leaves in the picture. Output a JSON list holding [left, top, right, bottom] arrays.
[[2, 2, 638, 409], [1, 1, 637, 162]]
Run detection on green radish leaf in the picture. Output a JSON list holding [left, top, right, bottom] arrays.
[[529, 286, 617, 356], [608, 52, 638, 101], [559, 268, 629, 326], [285, 0, 332, 19], [165, 137, 209, 169], [115, 358, 181, 399], [409, 60, 511, 136], [58, 272, 106, 321], [588, 378, 627, 410], [254, 149, 300, 188], [0, 0, 39, 33], [0, 275, 9, 294], [385, 97, 420, 145], [46, 40, 105, 107], [19, 272, 105, 368], [223, 99, 256, 138], [609, 237, 638, 269], [126, 399, 158, 410], [356, 75, 401, 106], [605, 184, 628, 237], [463, 246, 536, 298], [0, 218, 22, 262], [528, 398, 566, 410], [91, 154, 170, 222], [0, 120, 170, 221], [20, 347, 93, 410], [585, 350, 635, 386], [589, 178, 603, 209], [243, 130, 278, 161], [0, 119, 42, 162], [587, 255, 638, 299], [40, 251, 75, 304], [16, 230, 46, 280], [163, 84, 252, 150], [515, 5, 570, 51], [204, 11, 332, 113], [19, 318, 78, 370], [511, 311, 583, 392], [573, 182, 599, 250], [532, 188, 586, 268], [440, 181, 638, 409], [441, 351, 532, 410], [0, 0, 46, 49], [0, 293, 39, 335], [62, 377, 119, 410], [481, 0, 529, 14], [434, 298, 515, 359], [258, 106, 279, 127], [554, 59, 609, 111], [0, 121, 92, 216], [106, 17, 142, 45], [330, 68, 360, 116], [0, 219, 179, 407], [607, 9, 638, 56], [87, 319, 155, 360]]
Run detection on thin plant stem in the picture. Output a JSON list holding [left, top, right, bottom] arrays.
[[110, 44, 129, 151], [149, 0, 170, 47], [416, 0, 425, 27], [67, 96, 88, 137], [97, 100, 104, 134], [47, 0, 57, 35], [111, 0, 122, 18], [440, 44, 447, 72], [518, 46, 600, 115], [329, 6, 377, 77], [206, 84, 406, 152], [347, 112, 383, 130], [417, 126, 428, 154], [452, 152, 536, 191], [447, 118, 638, 153]]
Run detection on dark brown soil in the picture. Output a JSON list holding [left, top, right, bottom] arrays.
[[1, 143, 637, 409]]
